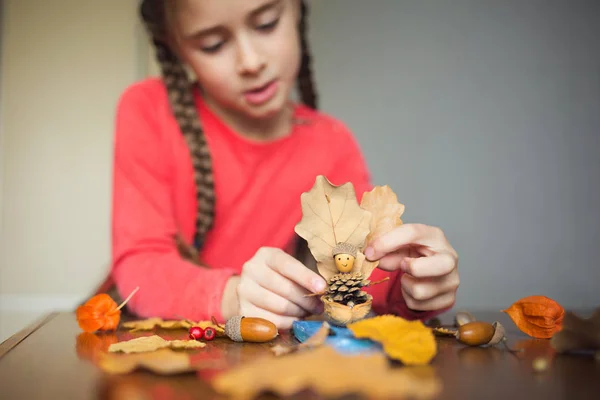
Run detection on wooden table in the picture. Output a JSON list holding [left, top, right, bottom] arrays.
[[0, 310, 598, 399]]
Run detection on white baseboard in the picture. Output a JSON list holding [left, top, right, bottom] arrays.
[[0, 294, 83, 313]]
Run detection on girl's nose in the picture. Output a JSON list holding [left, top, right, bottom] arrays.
[[236, 37, 266, 75]]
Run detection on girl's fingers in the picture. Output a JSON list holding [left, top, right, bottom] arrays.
[[401, 285, 456, 311], [376, 252, 409, 271], [263, 247, 327, 294], [402, 252, 457, 278], [238, 302, 299, 330], [238, 278, 308, 318], [401, 269, 460, 302], [247, 260, 324, 314], [366, 223, 452, 261]]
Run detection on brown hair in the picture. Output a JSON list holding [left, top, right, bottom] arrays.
[[140, 0, 318, 251]]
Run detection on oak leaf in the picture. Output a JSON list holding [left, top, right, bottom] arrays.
[[99, 348, 196, 375], [347, 315, 437, 365], [294, 175, 372, 281], [502, 295, 564, 338], [211, 346, 442, 400], [122, 318, 224, 335], [359, 185, 405, 278], [108, 335, 206, 353]]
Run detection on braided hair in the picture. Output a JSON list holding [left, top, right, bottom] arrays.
[[140, 0, 317, 251]]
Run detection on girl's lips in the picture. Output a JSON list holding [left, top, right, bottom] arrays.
[[244, 80, 279, 105]]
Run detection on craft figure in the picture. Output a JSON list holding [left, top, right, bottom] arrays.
[[295, 175, 405, 326]]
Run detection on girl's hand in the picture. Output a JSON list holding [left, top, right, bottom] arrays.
[[364, 224, 459, 312], [234, 247, 327, 329]]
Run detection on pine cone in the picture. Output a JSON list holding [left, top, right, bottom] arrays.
[[324, 272, 369, 307]]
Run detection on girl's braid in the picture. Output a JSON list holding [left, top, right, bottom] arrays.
[[141, 0, 215, 249], [297, 0, 318, 109]]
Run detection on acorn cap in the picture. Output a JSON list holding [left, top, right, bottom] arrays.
[[225, 316, 244, 342], [332, 242, 358, 257]]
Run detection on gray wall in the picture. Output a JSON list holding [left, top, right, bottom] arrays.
[[307, 0, 600, 310]]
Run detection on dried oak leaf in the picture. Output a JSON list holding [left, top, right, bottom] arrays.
[[502, 295, 565, 338], [99, 348, 196, 375], [122, 318, 224, 335], [348, 315, 437, 365], [294, 175, 372, 281], [550, 307, 600, 354], [108, 335, 206, 354], [211, 346, 442, 400], [358, 185, 405, 278]]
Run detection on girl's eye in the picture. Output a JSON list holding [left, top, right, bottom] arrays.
[[256, 17, 279, 32], [201, 41, 224, 53]]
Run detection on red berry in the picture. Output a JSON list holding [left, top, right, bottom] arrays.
[[189, 326, 204, 340], [203, 327, 216, 341]]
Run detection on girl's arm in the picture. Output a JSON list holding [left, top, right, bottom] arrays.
[[110, 84, 238, 322]]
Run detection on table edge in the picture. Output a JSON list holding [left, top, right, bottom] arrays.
[[0, 312, 59, 358]]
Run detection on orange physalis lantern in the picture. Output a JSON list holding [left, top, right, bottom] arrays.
[[76, 286, 139, 333]]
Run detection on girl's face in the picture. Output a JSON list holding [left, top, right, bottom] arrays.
[[171, 0, 301, 121]]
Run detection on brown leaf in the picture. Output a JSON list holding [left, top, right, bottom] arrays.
[[294, 175, 372, 281], [122, 318, 225, 335], [502, 295, 565, 338], [211, 346, 442, 400], [99, 348, 196, 375], [550, 307, 600, 354], [359, 186, 405, 277], [348, 315, 437, 365], [108, 335, 206, 353]]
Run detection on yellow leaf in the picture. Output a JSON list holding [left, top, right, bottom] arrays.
[[294, 175, 372, 281], [108, 335, 206, 353], [348, 315, 437, 365], [359, 185, 405, 278], [99, 348, 196, 375], [212, 346, 442, 400]]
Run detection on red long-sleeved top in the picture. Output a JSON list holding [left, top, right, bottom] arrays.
[[110, 78, 444, 323]]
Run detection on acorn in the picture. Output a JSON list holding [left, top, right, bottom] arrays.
[[212, 316, 278, 343], [456, 321, 496, 346]]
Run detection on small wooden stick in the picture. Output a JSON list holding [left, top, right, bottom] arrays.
[[108, 286, 139, 315], [366, 277, 390, 287]]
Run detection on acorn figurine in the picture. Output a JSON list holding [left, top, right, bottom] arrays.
[[321, 242, 376, 327]]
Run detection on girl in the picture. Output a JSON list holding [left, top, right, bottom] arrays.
[[102, 0, 459, 329]]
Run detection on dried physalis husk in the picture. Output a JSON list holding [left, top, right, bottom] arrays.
[[502, 295, 565, 339], [108, 335, 206, 354]]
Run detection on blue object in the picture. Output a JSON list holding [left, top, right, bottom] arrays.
[[292, 320, 382, 355]]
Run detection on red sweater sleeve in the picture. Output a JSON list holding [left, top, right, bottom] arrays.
[[327, 123, 450, 321], [110, 84, 237, 322]]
